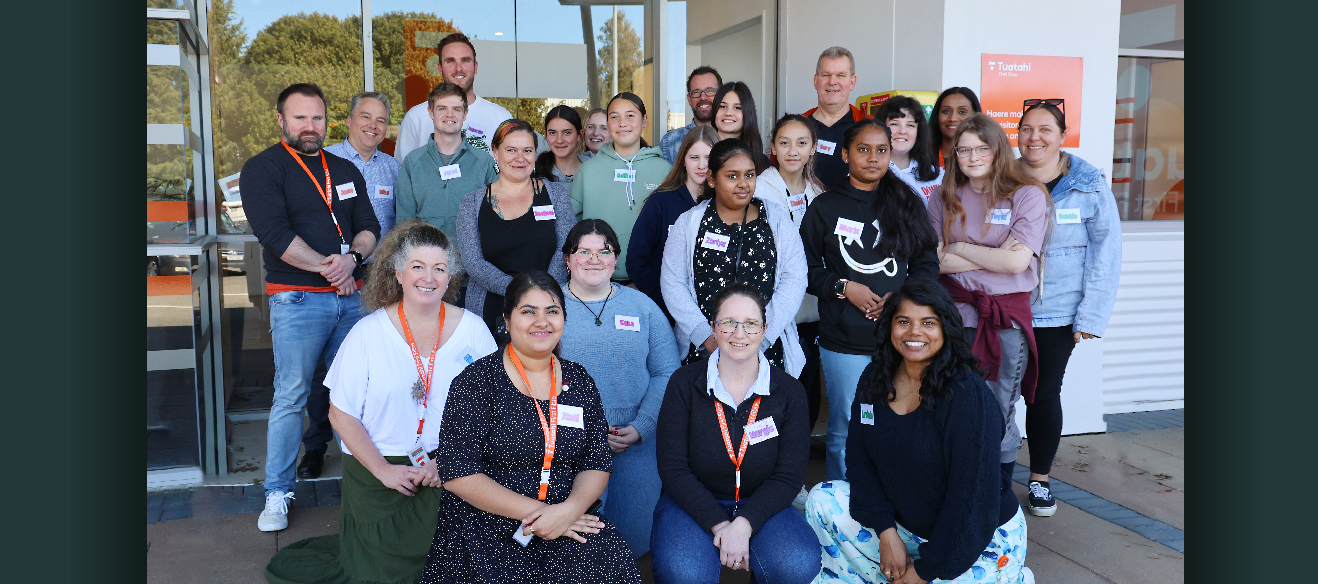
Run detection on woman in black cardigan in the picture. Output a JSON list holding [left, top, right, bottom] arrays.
[[652, 283, 819, 584], [805, 279, 1032, 584]]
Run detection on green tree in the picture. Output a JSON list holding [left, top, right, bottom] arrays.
[[595, 12, 642, 100]]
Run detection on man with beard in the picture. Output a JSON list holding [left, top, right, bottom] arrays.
[[394, 32, 545, 165], [659, 66, 722, 164], [241, 83, 380, 532]]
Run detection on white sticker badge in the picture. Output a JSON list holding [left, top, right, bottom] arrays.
[[457, 346, 477, 366], [1055, 208, 1082, 224], [988, 208, 1012, 225], [335, 182, 357, 200], [860, 403, 875, 425], [834, 217, 865, 246], [700, 232, 731, 252], [557, 404, 585, 429], [614, 169, 637, 183], [374, 185, 393, 199], [439, 164, 462, 181], [744, 416, 779, 445], [532, 205, 556, 221], [816, 140, 837, 156], [615, 315, 641, 331], [787, 193, 807, 210], [467, 123, 487, 137]]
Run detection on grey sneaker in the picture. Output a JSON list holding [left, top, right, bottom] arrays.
[[257, 491, 295, 531]]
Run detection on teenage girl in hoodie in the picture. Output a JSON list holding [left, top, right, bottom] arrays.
[[799, 119, 940, 481], [569, 92, 673, 283]]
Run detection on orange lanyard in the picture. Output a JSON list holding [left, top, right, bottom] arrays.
[[282, 141, 345, 243], [510, 347, 559, 501], [400, 301, 445, 439], [714, 397, 761, 501]]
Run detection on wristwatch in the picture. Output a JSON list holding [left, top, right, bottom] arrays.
[[834, 279, 849, 299], [348, 250, 365, 267]]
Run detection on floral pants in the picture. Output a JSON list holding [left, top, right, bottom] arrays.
[[806, 481, 1028, 583]]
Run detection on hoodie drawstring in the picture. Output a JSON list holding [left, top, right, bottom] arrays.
[[622, 154, 638, 209]]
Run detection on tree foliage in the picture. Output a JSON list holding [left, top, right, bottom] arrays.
[[595, 12, 643, 101]]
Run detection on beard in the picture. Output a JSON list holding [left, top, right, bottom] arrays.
[[692, 99, 714, 123], [282, 125, 326, 154]]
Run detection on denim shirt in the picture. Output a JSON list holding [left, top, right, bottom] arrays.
[[660, 122, 696, 165], [1031, 153, 1122, 335]]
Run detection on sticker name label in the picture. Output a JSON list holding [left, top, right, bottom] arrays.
[[989, 208, 1012, 225], [788, 193, 807, 209], [335, 183, 357, 199], [860, 403, 875, 425], [614, 169, 637, 183], [700, 232, 731, 252], [467, 123, 487, 137], [615, 315, 641, 331], [374, 185, 392, 198], [439, 164, 462, 180], [557, 405, 584, 429], [744, 416, 779, 445], [834, 217, 865, 246], [816, 140, 837, 156], [1056, 208, 1081, 224], [532, 205, 556, 221]]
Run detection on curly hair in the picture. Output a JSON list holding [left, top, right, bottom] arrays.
[[360, 220, 463, 311], [858, 279, 981, 410]]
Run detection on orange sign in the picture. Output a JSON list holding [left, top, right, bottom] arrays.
[[404, 19, 460, 111], [980, 54, 1083, 147]]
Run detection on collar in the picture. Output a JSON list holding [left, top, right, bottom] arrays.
[[327, 140, 377, 164], [705, 348, 772, 409]]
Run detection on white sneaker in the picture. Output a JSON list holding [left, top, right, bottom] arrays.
[[258, 491, 295, 531], [1021, 565, 1036, 584]]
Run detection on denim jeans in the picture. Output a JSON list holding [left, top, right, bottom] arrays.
[[265, 289, 366, 494], [819, 348, 872, 481], [964, 328, 1027, 464], [600, 434, 662, 558], [650, 492, 821, 584]]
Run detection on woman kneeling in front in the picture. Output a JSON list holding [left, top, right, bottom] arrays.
[[652, 283, 819, 584], [807, 279, 1033, 584]]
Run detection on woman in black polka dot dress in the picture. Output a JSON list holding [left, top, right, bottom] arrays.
[[419, 271, 640, 584]]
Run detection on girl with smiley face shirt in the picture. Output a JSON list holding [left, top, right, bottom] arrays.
[[798, 118, 939, 482]]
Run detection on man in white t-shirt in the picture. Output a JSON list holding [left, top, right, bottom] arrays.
[[394, 32, 546, 164]]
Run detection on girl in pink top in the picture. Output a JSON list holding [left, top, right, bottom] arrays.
[[927, 114, 1051, 490]]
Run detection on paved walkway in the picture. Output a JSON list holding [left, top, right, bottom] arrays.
[[149, 410, 1184, 583]]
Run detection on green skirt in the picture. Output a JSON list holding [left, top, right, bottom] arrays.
[[266, 454, 444, 584]]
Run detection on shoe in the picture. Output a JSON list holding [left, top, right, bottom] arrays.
[[296, 449, 325, 479], [791, 485, 809, 513], [257, 491, 295, 531], [1021, 565, 1035, 584], [1027, 481, 1057, 517]]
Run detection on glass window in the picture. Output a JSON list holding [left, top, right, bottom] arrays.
[[1112, 57, 1184, 220]]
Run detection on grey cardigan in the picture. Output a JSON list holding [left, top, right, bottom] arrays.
[[456, 179, 576, 321]]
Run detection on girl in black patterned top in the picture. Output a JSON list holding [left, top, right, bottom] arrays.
[[660, 139, 808, 376]]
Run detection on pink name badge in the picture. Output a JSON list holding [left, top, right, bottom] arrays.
[[788, 193, 807, 209], [556, 404, 584, 429], [816, 140, 837, 156], [834, 217, 864, 246], [532, 205, 556, 221], [700, 232, 731, 252], [744, 416, 779, 445], [615, 315, 641, 331]]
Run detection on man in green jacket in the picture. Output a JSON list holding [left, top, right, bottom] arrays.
[[395, 82, 498, 239]]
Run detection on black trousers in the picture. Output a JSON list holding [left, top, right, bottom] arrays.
[[1026, 326, 1079, 475], [796, 321, 823, 430]]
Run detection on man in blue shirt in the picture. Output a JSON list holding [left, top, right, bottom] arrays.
[[659, 66, 722, 164], [324, 92, 401, 244]]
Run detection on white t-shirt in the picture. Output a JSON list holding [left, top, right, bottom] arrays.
[[327, 306, 497, 456], [889, 159, 944, 207], [394, 95, 513, 162]]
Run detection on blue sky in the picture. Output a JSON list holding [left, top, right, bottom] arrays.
[[231, 0, 688, 110]]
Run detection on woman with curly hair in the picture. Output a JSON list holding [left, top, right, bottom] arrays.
[[266, 220, 497, 584], [805, 279, 1032, 584]]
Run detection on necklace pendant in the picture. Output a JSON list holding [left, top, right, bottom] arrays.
[[411, 379, 425, 403], [594, 318, 602, 326]]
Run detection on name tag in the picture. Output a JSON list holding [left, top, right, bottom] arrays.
[[744, 416, 779, 445], [373, 185, 393, 199], [816, 140, 837, 156], [988, 208, 1012, 225], [834, 217, 864, 246], [532, 205, 556, 221], [341, 243, 351, 254], [615, 315, 641, 331], [787, 193, 807, 210], [860, 403, 875, 425], [513, 523, 534, 547], [408, 442, 431, 467], [557, 404, 584, 429], [458, 346, 477, 366], [335, 182, 357, 199], [467, 123, 487, 137], [440, 164, 462, 180], [614, 169, 636, 183], [1056, 208, 1081, 224], [700, 232, 731, 252]]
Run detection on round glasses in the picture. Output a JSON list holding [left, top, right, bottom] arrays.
[[714, 319, 764, 335]]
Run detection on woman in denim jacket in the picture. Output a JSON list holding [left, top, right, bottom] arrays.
[[1016, 102, 1122, 517]]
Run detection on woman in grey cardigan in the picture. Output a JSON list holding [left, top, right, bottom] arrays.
[[659, 139, 808, 376], [456, 119, 577, 333]]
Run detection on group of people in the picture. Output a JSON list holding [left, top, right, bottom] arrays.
[[242, 31, 1122, 584]]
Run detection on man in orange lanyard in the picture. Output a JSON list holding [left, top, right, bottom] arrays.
[[242, 83, 381, 532]]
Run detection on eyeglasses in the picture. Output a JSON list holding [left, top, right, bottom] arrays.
[[713, 319, 764, 335], [1022, 98, 1065, 114], [571, 249, 615, 260], [689, 87, 719, 98], [954, 145, 993, 158]]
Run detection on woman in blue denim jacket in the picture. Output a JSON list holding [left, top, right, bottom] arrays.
[[1016, 102, 1121, 517]]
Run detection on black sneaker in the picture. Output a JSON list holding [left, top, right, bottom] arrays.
[[1028, 480, 1057, 517]]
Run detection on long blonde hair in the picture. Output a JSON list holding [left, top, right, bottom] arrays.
[[939, 114, 1051, 244]]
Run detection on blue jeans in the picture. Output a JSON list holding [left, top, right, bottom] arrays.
[[651, 493, 821, 584], [265, 289, 365, 494], [600, 434, 662, 558], [819, 348, 871, 481]]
